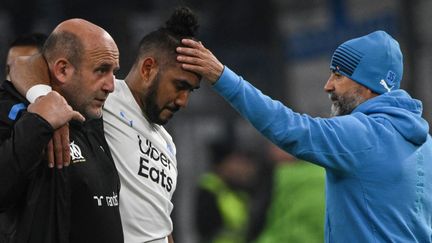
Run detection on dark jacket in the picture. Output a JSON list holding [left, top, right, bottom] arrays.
[[0, 81, 123, 243]]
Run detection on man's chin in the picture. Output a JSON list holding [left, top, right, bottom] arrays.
[[84, 108, 103, 120], [147, 114, 169, 125], [330, 105, 340, 117], [156, 115, 171, 125], [158, 110, 175, 124]]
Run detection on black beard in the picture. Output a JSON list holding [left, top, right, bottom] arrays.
[[143, 75, 166, 125]]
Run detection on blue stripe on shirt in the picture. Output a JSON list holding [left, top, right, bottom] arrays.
[[8, 103, 26, 121]]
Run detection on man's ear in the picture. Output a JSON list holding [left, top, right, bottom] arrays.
[[140, 57, 158, 84], [52, 58, 75, 83]]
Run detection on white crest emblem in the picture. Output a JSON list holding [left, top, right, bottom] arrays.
[[70, 141, 86, 163]]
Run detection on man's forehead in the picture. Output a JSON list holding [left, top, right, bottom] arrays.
[[171, 62, 200, 79], [84, 46, 119, 61], [169, 68, 200, 86]]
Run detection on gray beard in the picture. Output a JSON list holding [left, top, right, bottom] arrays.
[[329, 90, 364, 117]]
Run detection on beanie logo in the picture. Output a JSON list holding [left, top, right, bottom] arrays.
[[379, 70, 397, 93], [380, 79, 394, 92], [386, 70, 396, 86]]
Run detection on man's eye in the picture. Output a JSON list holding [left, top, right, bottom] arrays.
[[176, 84, 187, 90], [96, 68, 108, 74]]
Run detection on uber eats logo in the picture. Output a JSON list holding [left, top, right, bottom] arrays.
[[137, 135, 174, 192]]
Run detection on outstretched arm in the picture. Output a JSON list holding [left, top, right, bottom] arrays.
[[176, 39, 378, 172]]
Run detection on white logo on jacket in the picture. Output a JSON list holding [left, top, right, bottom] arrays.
[[70, 141, 86, 163], [93, 192, 119, 207]]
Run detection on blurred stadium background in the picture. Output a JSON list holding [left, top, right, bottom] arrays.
[[1, 0, 431, 242]]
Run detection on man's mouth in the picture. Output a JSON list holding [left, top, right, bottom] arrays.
[[328, 93, 338, 102], [165, 106, 179, 113], [94, 98, 106, 105]]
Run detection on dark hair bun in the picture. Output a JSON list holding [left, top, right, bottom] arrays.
[[165, 7, 199, 37]]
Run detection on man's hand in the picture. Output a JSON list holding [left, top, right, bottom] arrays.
[[28, 91, 85, 129], [176, 39, 224, 84], [9, 53, 50, 95]]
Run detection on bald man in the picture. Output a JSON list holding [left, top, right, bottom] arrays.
[[0, 19, 123, 243]]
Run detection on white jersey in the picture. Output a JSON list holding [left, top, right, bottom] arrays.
[[103, 79, 177, 243]]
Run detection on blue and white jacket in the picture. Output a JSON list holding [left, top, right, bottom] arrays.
[[214, 67, 432, 243]]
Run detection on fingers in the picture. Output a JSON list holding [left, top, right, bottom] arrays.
[[176, 55, 202, 66], [176, 47, 202, 59], [177, 39, 208, 57], [53, 128, 63, 169], [47, 139, 54, 168], [178, 63, 204, 75], [48, 125, 71, 169], [181, 38, 203, 48], [71, 110, 85, 123], [49, 124, 71, 169], [61, 125, 70, 167]]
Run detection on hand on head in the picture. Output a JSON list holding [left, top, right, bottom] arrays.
[[176, 39, 224, 84]]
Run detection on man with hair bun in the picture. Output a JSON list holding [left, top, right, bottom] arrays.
[[103, 6, 201, 243]]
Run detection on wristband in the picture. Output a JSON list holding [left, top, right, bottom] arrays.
[[26, 84, 52, 103]]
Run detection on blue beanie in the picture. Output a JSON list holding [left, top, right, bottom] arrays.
[[330, 30, 403, 94]]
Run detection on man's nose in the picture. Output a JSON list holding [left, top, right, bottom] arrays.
[[174, 91, 190, 108], [324, 75, 334, 93], [102, 75, 115, 93]]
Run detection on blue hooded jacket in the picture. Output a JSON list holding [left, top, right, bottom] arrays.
[[214, 66, 432, 243]]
